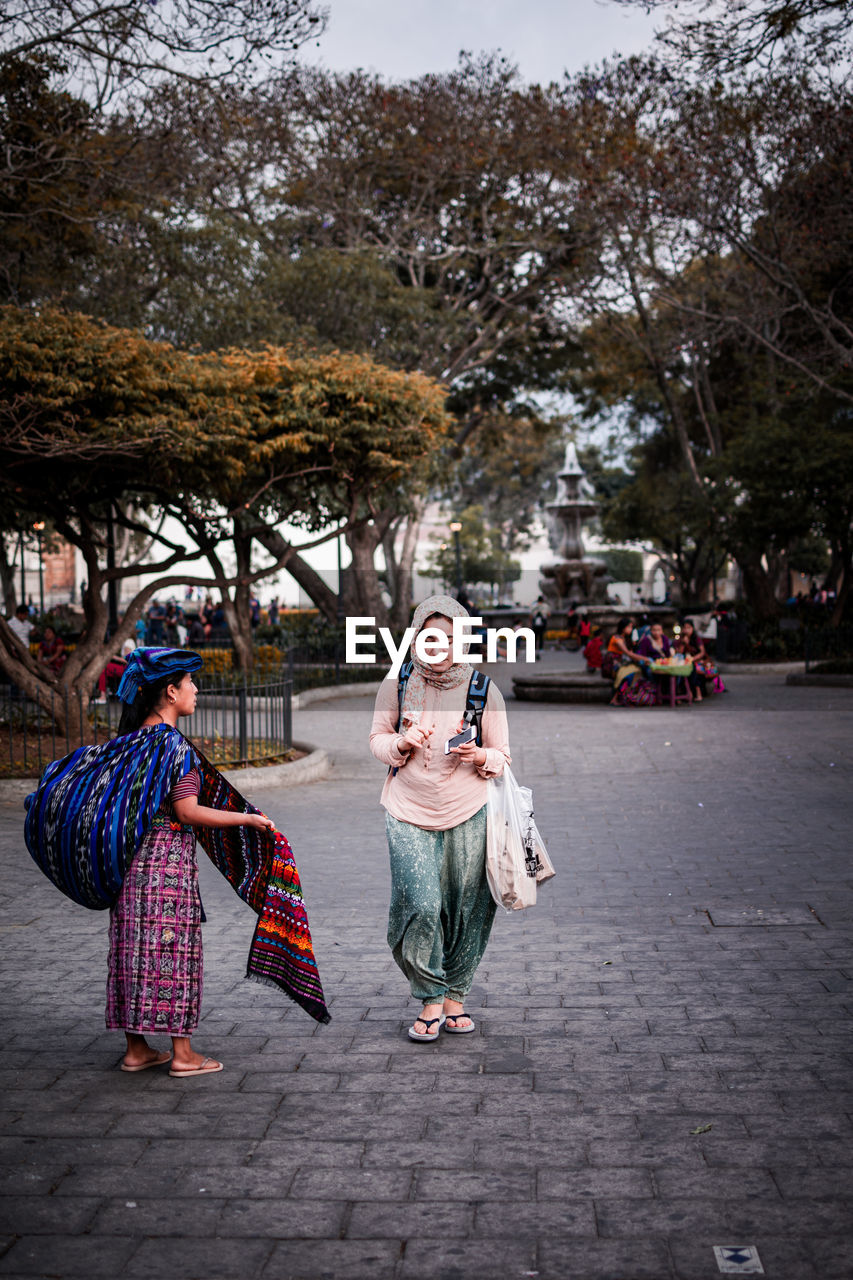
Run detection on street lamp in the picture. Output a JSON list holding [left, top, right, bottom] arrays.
[[449, 521, 462, 599], [33, 523, 45, 616]]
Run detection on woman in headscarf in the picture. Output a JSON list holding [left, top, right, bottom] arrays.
[[369, 596, 511, 1041], [25, 647, 329, 1078]]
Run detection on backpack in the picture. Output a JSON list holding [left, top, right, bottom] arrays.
[[391, 662, 492, 776]]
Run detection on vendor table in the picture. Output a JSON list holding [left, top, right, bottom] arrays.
[[649, 660, 694, 707]]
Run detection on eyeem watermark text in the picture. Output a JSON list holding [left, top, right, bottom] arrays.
[[345, 616, 536, 679]]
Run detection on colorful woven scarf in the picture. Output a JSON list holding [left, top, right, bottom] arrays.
[[24, 726, 330, 1024]]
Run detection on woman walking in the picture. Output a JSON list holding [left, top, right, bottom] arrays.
[[369, 596, 511, 1041], [25, 647, 329, 1075]]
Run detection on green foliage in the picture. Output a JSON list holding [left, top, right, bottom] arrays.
[[421, 506, 522, 596], [0, 305, 450, 707], [601, 549, 644, 583]]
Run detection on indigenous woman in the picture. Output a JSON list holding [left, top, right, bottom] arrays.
[[107, 649, 274, 1076], [369, 596, 511, 1042], [636, 621, 675, 701], [675, 619, 724, 698], [37, 625, 66, 676], [635, 620, 673, 662], [25, 647, 329, 1076], [674, 619, 707, 702], [605, 617, 657, 707]]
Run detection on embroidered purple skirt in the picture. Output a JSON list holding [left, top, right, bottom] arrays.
[[106, 815, 202, 1035]]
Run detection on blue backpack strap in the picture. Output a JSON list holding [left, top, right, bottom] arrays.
[[464, 669, 491, 746], [390, 660, 415, 777], [395, 660, 414, 732]]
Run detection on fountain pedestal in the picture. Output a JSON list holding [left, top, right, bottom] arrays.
[[513, 442, 619, 703]]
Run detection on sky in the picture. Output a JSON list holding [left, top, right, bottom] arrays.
[[302, 0, 663, 83]]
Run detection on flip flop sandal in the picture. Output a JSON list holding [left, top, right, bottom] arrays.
[[120, 1051, 172, 1072], [168, 1057, 224, 1078], [407, 1015, 446, 1042], [443, 1013, 476, 1034]]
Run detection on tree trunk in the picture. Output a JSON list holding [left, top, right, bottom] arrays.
[[253, 529, 338, 623], [0, 536, 17, 614], [830, 534, 851, 626], [222, 523, 254, 673], [389, 504, 424, 628], [346, 523, 390, 626], [0, 618, 70, 734], [739, 554, 781, 621]]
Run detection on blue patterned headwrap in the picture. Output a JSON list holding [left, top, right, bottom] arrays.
[[116, 647, 203, 705]]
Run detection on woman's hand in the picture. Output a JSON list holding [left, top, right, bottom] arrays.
[[244, 812, 276, 832], [452, 738, 487, 767], [398, 724, 433, 754]]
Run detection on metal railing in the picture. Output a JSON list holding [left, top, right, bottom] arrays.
[[1, 674, 292, 778], [804, 625, 853, 673]]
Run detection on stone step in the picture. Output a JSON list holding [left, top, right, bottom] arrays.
[[512, 670, 612, 703]]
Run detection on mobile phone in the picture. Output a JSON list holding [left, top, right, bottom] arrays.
[[444, 725, 476, 754]]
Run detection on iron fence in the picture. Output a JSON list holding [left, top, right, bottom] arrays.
[[804, 625, 853, 673], [1, 674, 292, 779]]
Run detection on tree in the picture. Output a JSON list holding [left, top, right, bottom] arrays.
[[448, 408, 567, 558], [0, 1, 326, 106], [0, 306, 450, 720], [606, 0, 853, 71], [421, 507, 522, 601]]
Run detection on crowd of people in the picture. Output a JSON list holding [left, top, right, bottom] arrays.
[[589, 615, 725, 707]]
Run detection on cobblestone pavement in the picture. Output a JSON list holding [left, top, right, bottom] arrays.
[[1, 657, 852, 1280]]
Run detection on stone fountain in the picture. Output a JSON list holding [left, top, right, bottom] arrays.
[[512, 442, 620, 703], [539, 441, 610, 610]]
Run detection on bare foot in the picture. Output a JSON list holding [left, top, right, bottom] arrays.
[[411, 1002, 444, 1036], [443, 999, 473, 1031], [121, 1036, 170, 1070]]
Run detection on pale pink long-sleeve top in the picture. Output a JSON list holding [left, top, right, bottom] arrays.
[[369, 675, 511, 831]]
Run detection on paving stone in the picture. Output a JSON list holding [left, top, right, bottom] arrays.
[[413, 1168, 534, 1201], [218, 1198, 346, 1238], [0, 1235, 137, 1276], [262, 1239, 401, 1279], [295, 1167, 411, 1201], [2, 670, 851, 1279], [398, 1237, 536, 1279], [536, 1167, 655, 1199], [347, 1200, 474, 1239], [595, 1196, 738, 1238], [475, 1199, 597, 1237], [123, 1237, 272, 1278], [0, 1196, 101, 1235], [249, 1139, 365, 1168], [537, 1237, 675, 1280]]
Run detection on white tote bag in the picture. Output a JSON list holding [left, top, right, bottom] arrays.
[[485, 766, 555, 911]]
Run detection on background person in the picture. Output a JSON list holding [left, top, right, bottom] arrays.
[[37, 624, 67, 676], [604, 616, 657, 706], [675, 619, 707, 701], [369, 595, 511, 1042], [7, 603, 34, 649], [528, 596, 550, 659]]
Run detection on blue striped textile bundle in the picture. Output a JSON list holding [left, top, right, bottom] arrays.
[[24, 725, 195, 909], [23, 725, 330, 1023]]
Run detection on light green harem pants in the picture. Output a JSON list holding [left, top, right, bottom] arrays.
[[385, 805, 496, 1003]]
